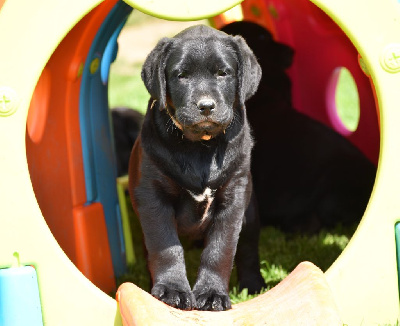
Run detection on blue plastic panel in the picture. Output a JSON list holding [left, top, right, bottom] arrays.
[[79, 1, 133, 277], [0, 266, 43, 326]]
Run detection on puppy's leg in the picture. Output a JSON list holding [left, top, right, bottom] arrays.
[[235, 190, 266, 294], [192, 179, 248, 311], [138, 201, 194, 310], [192, 219, 239, 311]]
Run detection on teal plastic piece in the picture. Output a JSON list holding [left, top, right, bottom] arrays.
[[101, 20, 122, 85], [395, 223, 400, 298], [0, 266, 43, 326]]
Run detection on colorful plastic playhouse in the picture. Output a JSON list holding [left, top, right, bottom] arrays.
[[0, 0, 399, 325]]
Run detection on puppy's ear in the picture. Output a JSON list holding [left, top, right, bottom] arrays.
[[141, 37, 172, 110], [232, 35, 262, 107]]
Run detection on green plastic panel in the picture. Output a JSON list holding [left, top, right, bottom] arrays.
[[123, 0, 243, 21]]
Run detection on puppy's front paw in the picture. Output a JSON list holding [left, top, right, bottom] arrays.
[[151, 283, 195, 310], [193, 288, 231, 311]]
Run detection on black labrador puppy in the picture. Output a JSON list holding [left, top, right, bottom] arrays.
[[128, 25, 265, 311], [221, 21, 376, 233]]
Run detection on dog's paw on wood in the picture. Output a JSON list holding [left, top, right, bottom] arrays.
[[193, 288, 231, 311], [151, 283, 195, 310]]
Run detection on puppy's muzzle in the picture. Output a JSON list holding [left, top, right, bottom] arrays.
[[162, 99, 227, 141], [186, 121, 225, 141], [192, 121, 219, 133], [197, 99, 216, 117]]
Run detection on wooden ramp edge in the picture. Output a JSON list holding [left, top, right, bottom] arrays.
[[116, 261, 342, 326]]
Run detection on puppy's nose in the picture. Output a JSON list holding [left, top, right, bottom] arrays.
[[197, 99, 215, 116]]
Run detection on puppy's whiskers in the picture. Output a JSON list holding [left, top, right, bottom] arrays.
[[166, 117, 177, 135]]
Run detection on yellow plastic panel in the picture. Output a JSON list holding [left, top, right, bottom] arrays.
[[0, 0, 121, 325], [123, 0, 243, 21], [311, 0, 400, 325]]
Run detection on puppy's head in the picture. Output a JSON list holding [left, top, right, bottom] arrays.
[[141, 25, 261, 141]]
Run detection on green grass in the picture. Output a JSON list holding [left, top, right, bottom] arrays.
[[108, 61, 149, 114], [231, 225, 354, 302], [108, 10, 155, 113]]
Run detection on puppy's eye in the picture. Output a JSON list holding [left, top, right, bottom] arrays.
[[216, 69, 227, 77], [178, 72, 188, 79]]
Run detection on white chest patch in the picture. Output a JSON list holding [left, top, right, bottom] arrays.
[[187, 187, 216, 223], [187, 187, 215, 202]]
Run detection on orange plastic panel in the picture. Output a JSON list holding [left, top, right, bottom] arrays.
[[26, 0, 118, 291], [73, 203, 116, 293], [27, 68, 51, 144]]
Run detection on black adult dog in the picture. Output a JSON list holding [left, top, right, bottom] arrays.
[[128, 25, 265, 311], [221, 21, 376, 233], [112, 107, 143, 177]]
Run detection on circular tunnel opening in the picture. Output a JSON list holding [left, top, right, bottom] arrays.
[[326, 66, 360, 135], [25, 0, 380, 302]]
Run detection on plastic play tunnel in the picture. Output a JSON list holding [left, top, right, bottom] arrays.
[[1, 0, 400, 325]]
